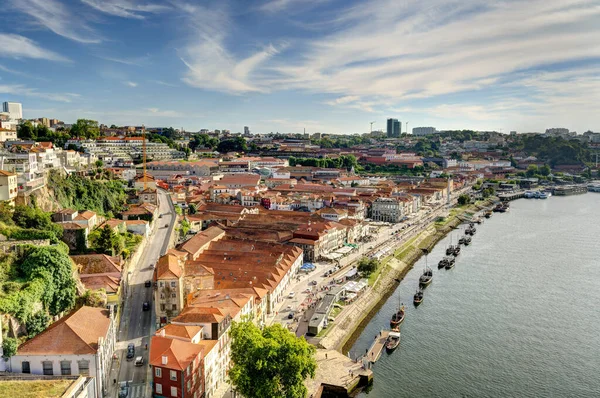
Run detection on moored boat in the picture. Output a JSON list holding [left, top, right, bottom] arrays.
[[419, 256, 433, 286], [464, 236, 471, 245], [452, 245, 461, 256], [446, 245, 455, 255], [485, 211, 492, 218], [538, 192, 549, 199], [390, 304, 405, 327], [458, 237, 466, 245], [445, 259, 455, 269], [413, 288, 424, 305], [438, 258, 448, 269], [385, 330, 401, 352]]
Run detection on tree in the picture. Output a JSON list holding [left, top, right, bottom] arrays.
[[17, 121, 36, 140], [526, 164, 539, 178], [12, 205, 63, 241], [457, 194, 470, 206], [540, 164, 551, 176], [95, 160, 104, 168], [2, 337, 18, 359], [94, 225, 120, 255], [70, 119, 100, 139], [26, 311, 50, 338], [229, 321, 316, 398], [217, 136, 247, 153], [20, 246, 77, 316], [357, 257, 379, 276]]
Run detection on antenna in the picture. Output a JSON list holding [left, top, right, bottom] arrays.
[[370, 121, 375, 133], [142, 125, 147, 190]]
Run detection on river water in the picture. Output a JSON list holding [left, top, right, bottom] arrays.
[[350, 194, 600, 398]]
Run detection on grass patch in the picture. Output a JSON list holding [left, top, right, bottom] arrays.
[[0, 380, 73, 398], [368, 263, 388, 286], [330, 306, 343, 318]]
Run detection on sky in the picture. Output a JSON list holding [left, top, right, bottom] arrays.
[[0, 0, 599, 134]]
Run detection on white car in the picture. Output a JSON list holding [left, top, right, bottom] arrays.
[[288, 292, 295, 299]]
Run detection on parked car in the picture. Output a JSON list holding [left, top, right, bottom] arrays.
[[143, 301, 150, 311], [310, 280, 318, 286], [288, 311, 295, 319], [288, 292, 295, 299], [135, 356, 144, 367], [119, 381, 129, 398], [126, 343, 135, 360], [144, 280, 152, 288]]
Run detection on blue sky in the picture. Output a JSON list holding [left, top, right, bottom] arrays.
[[1, 0, 599, 134]]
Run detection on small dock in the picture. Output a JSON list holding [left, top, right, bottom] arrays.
[[498, 191, 525, 201], [366, 330, 390, 363], [306, 349, 372, 398]]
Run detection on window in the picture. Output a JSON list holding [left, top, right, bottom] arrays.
[[187, 380, 191, 390], [170, 370, 177, 381], [171, 293, 176, 298], [159, 282, 164, 287], [78, 360, 89, 376], [60, 361, 71, 375], [172, 304, 177, 311], [170, 281, 176, 288], [160, 304, 166, 311], [171, 386, 177, 397], [21, 361, 30, 374], [42, 361, 53, 375], [156, 384, 162, 394], [160, 294, 165, 299], [155, 367, 162, 377]]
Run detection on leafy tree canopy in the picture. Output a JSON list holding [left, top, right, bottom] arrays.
[[217, 137, 247, 153], [229, 321, 316, 398], [70, 119, 100, 139], [357, 257, 379, 276]]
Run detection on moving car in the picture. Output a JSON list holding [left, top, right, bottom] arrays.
[[288, 311, 295, 319], [126, 343, 135, 360], [135, 356, 144, 366], [288, 292, 295, 299], [145, 280, 152, 288], [143, 301, 150, 311]]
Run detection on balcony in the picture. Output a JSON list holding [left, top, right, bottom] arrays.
[[18, 176, 46, 194]]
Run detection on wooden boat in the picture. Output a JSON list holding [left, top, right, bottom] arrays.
[[458, 237, 466, 245], [464, 236, 471, 245], [485, 211, 492, 218], [385, 330, 401, 352], [452, 245, 461, 256], [419, 256, 433, 286], [445, 259, 455, 269], [413, 289, 424, 305], [390, 304, 405, 327]]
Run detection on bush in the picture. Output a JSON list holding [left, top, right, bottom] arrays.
[[357, 257, 379, 276], [457, 194, 470, 206], [26, 311, 50, 338]]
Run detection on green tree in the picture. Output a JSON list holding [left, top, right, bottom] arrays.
[[539, 164, 551, 176], [26, 311, 50, 338], [12, 206, 62, 241], [2, 337, 18, 359], [526, 164, 539, 178], [357, 257, 379, 276], [17, 121, 36, 140], [94, 225, 119, 255], [457, 194, 470, 206], [70, 119, 100, 139], [20, 246, 77, 316], [95, 160, 104, 168], [217, 136, 247, 153], [229, 321, 316, 398]]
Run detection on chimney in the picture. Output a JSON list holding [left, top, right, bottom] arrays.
[[162, 355, 168, 365]]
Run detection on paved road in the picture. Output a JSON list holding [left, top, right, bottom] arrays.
[[107, 190, 175, 398]]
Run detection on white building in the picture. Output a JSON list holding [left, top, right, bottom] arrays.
[[8, 306, 116, 398], [371, 197, 403, 223], [0, 128, 17, 142], [0, 170, 18, 203], [2, 102, 23, 121], [412, 127, 437, 136]]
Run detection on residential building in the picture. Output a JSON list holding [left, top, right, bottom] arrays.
[[155, 253, 186, 325], [371, 197, 403, 223], [0, 170, 18, 203], [386, 118, 401, 138], [2, 102, 22, 121], [412, 127, 437, 136], [71, 254, 123, 307], [149, 335, 205, 398], [8, 307, 116, 398], [0, 128, 17, 142]]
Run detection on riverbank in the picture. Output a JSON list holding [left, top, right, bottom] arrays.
[[318, 198, 495, 355]]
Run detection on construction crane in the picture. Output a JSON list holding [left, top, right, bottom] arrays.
[[370, 121, 376, 133], [142, 125, 147, 190]]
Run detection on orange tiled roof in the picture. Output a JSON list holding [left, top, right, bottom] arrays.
[[156, 324, 203, 341], [71, 254, 121, 274], [156, 253, 183, 279], [149, 335, 203, 371], [17, 307, 111, 355]]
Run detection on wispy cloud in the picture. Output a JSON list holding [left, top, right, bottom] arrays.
[[0, 34, 70, 62], [0, 84, 80, 102], [81, 0, 169, 19], [151, 80, 178, 87], [147, 108, 183, 117], [177, 2, 285, 94], [97, 54, 149, 66], [0, 64, 49, 81], [11, 0, 101, 43], [125, 81, 138, 87]]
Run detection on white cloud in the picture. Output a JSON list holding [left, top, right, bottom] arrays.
[[147, 108, 183, 117], [151, 80, 178, 87], [0, 84, 80, 102], [125, 81, 138, 87], [0, 34, 70, 62], [81, 0, 169, 19], [11, 0, 101, 43], [97, 54, 149, 66]]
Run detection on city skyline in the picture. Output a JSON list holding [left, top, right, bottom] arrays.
[[1, 0, 599, 133]]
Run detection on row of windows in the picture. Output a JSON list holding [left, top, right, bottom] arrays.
[[160, 304, 178, 311], [158, 281, 178, 288], [160, 293, 178, 299], [23, 360, 89, 376]]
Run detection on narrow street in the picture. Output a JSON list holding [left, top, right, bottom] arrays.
[[107, 190, 175, 398]]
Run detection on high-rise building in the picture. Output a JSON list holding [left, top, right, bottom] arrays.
[[412, 127, 437, 136], [387, 118, 401, 138], [2, 102, 23, 120], [244, 126, 250, 135]]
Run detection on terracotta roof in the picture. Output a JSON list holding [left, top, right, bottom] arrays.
[[55, 208, 77, 215], [80, 274, 121, 293], [149, 335, 203, 371], [179, 226, 225, 258], [156, 253, 183, 279], [172, 306, 228, 324], [74, 210, 96, 220], [125, 220, 148, 225], [17, 307, 111, 355], [71, 254, 121, 274], [0, 170, 16, 177], [101, 219, 125, 229], [61, 222, 85, 230], [156, 324, 203, 341]]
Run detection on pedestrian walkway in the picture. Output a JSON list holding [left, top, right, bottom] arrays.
[[128, 383, 147, 398]]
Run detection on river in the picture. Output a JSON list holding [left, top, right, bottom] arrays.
[[350, 193, 600, 398]]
